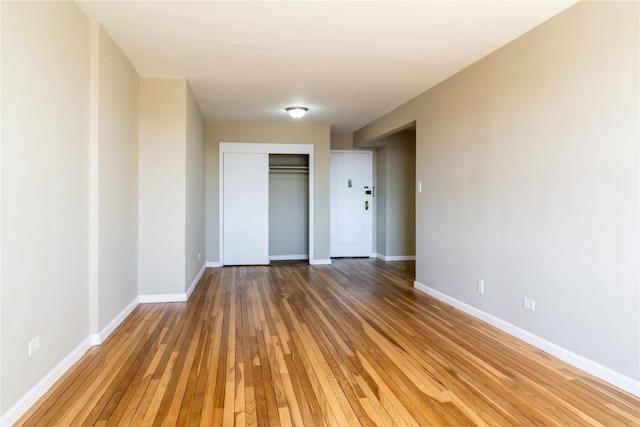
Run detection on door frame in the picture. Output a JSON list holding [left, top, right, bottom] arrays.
[[219, 142, 314, 266], [330, 149, 374, 257]]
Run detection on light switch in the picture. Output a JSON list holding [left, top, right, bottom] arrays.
[[417, 181, 422, 193]]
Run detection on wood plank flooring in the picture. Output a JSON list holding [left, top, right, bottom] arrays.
[[16, 259, 640, 426]]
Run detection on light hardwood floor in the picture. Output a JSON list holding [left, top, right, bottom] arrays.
[[16, 259, 639, 426]]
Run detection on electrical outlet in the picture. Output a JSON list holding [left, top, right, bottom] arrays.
[[477, 279, 484, 295], [523, 297, 536, 312], [28, 335, 40, 356], [417, 181, 422, 193]]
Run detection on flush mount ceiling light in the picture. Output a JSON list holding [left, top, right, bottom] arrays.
[[285, 106, 308, 119]]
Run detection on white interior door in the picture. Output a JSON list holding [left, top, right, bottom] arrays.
[[330, 151, 373, 257], [223, 152, 269, 265]]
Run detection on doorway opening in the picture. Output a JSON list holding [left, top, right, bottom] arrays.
[[373, 129, 416, 261]]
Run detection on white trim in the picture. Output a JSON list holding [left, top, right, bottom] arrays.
[[329, 149, 375, 154], [219, 143, 314, 267], [206, 261, 222, 268], [370, 253, 377, 258], [309, 259, 332, 265], [269, 254, 309, 261], [413, 281, 640, 397], [139, 268, 208, 303], [89, 297, 139, 345], [186, 264, 206, 299], [138, 293, 187, 303], [376, 254, 416, 261], [0, 337, 95, 427]]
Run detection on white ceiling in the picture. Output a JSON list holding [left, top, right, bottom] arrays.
[[77, 1, 577, 131]]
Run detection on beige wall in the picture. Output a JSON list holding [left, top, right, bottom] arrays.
[[375, 131, 416, 257], [355, 1, 639, 382], [385, 131, 416, 257], [1, 5, 206, 420], [138, 78, 205, 296], [138, 79, 187, 295], [330, 132, 356, 150], [185, 86, 206, 288], [1, 1, 91, 414], [206, 121, 331, 262], [96, 26, 140, 330], [376, 148, 387, 255]]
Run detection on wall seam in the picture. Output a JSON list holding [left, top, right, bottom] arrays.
[[88, 22, 100, 335]]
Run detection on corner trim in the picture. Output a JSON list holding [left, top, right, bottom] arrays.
[[140, 264, 206, 304], [309, 259, 332, 265], [0, 337, 95, 427], [138, 293, 187, 303], [206, 261, 222, 268], [186, 264, 206, 299], [413, 280, 640, 397], [377, 254, 416, 261], [91, 297, 139, 345]]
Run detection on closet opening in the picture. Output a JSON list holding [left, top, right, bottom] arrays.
[[269, 154, 310, 264], [219, 142, 314, 266]]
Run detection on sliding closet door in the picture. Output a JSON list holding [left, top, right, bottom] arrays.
[[223, 152, 269, 265]]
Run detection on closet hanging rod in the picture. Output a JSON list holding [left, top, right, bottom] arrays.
[[269, 166, 308, 170], [269, 169, 309, 174], [269, 165, 309, 174]]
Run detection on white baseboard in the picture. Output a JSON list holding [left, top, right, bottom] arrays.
[[1, 294, 143, 425], [89, 297, 139, 345], [413, 281, 640, 397], [0, 280, 201, 425], [310, 259, 332, 265], [186, 264, 206, 299], [138, 293, 187, 303], [140, 266, 206, 304], [206, 261, 222, 268], [377, 254, 416, 261], [0, 336, 95, 427], [269, 254, 309, 261]]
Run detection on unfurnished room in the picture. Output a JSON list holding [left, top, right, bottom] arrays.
[[1, 0, 639, 425]]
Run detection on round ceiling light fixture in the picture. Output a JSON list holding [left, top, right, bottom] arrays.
[[285, 106, 308, 119]]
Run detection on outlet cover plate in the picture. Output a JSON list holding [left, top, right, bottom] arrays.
[[523, 297, 536, 312], [28, 335, 40, 356]]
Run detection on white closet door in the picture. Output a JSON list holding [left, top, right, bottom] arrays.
[[223, 152, 269, 265]]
